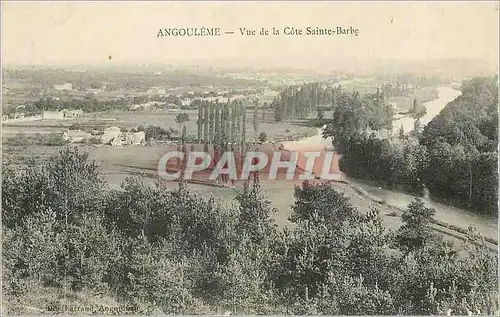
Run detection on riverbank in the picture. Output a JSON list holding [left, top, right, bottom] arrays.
[[280, 86, 497, 244]]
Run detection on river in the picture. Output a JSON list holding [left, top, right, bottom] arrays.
[[283, 86, 498, 241], [392, 86, 461, 135]]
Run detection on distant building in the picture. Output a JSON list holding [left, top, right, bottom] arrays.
[[62, 109, 84, 118], [43, 109, 83, 120], [53, 83, 73, 91], [111, 136, 124, 147], [129, 101, 158, 111], [43, 111, 65, 120], [181, 98, 191, 106], [88, 88, 103, 94], [166, 103, 180, 109], [130, 104, 142, 111], [62, 130, 91, 143], [125, 131, 146, 145], [147, 87, 167, 95], [101, 126, 122, 144]]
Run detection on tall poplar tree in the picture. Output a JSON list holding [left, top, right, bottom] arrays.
[[203, 103, 209, 145], [209, 103, 215, 144], [197, 103, 203, 144], [253, 99, 259, 139]]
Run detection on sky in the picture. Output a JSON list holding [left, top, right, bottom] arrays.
[[2, 1, 499, 69]]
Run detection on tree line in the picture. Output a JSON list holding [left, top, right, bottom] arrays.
[[11, 96, 135, 115], [324, 76, 498, 215], [272, 82, 345, 122]]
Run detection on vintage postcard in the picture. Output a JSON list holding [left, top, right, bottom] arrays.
[[1, 1, 499, 316]]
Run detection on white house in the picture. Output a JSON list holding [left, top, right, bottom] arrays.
[[62, 109, 84, 118], [125, 131, 146, 145], [62, 130, 91, 143], [53, 83, 73, 91], [111, 136, 124, 147], [101, 126, 122, 144], [43, 109, 83, 120], [147, 87, 167, 95], [43, 111, 65, 120]]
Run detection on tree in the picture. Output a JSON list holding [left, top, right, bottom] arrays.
[[291, 181, 358, 226], [197, 104, 203, 143], [69, 123, 82, 131], [144, 125, 169, 141], [214, 105, 221, 150], [258, 132, 267, 143], [253, 101, 259, 139], [411, 98, 427, 119], [230, 103, 237, 145], [181, 125, 187, 147], [274, 102, 283, 122], [235, 102, 241, 145], [235, 180, 277, 245], [203, 104, 209, 145], [395, 198, 439, 252], [241, 102, 247, 149], [175, 112, 190, 130], [316, 108, 324, 120], [209, 104, 215, 144], [411, 98, 418, 113], [412, 118, 422, 135]]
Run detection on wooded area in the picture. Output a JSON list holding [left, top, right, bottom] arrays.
[[2, 148, 497, 314]]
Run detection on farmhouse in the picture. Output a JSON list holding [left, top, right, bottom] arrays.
[[125, 131, 146, 145], [111, 136, 124, 147], [43, 109, 84, 120], [181, 98, 192, 106], [62, 130, 92, 143], [53, 83, 73, 91], [101, 126, 122, 144], [147, 87, 167, 95], [62, 109, 84, 118], [43, 111, 65, 120]]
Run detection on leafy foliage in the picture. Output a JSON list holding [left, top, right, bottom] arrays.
[[324, 76, 498, 215], [2, 149, 497, 315]]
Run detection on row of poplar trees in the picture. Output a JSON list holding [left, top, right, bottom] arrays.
[[195, 99, 248, 153], [195, 99, 268, 146]]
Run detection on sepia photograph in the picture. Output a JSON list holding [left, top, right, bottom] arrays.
[[1, 1, 499, 315]]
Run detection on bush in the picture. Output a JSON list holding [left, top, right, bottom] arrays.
[[4, 132, 67, 147]]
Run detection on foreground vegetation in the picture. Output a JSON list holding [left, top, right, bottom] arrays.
[[2, 148, 497, 315]]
